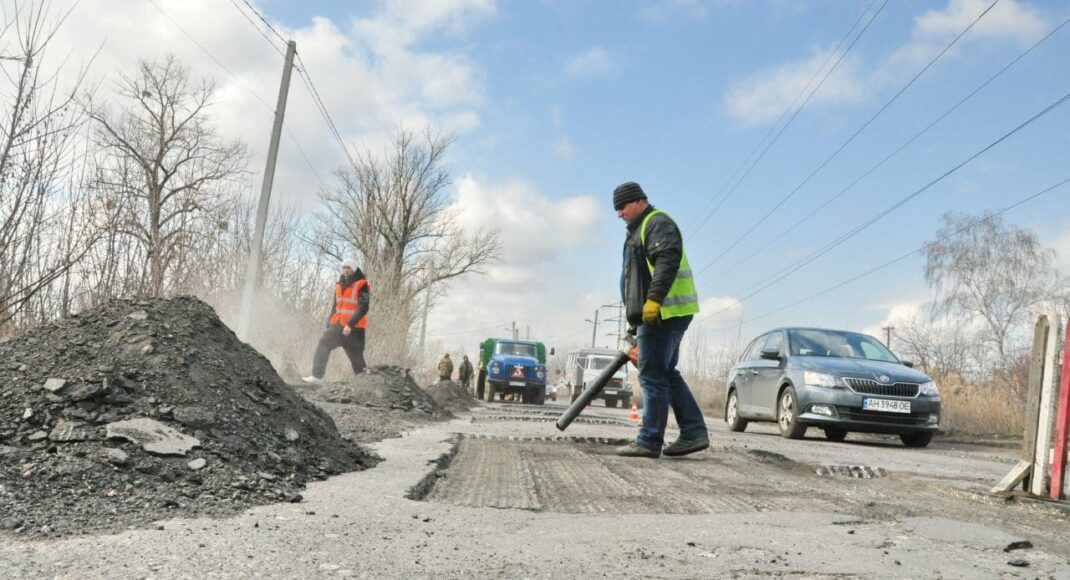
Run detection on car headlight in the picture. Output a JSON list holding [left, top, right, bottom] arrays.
[[804, 371, 842, 388], [919, 380, 939, 397], [489, 362, 500, 375], [536, 367, 546, 379]]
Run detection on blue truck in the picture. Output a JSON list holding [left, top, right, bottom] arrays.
[[476, 338, 553, 405]]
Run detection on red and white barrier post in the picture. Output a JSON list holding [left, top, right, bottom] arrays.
[[1049, 319, 1070, 500]]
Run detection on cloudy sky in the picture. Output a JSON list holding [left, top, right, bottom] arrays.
[[37, 0, 1070, 358]]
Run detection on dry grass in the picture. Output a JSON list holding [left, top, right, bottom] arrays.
[[934, 374, 1025, 436], [687, 375, 727, 418]]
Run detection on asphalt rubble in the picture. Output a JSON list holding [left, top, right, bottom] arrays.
[[0, 296, 380, 539]]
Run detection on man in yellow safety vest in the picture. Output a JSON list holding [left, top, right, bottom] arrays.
[[613, 182, 708, 458]]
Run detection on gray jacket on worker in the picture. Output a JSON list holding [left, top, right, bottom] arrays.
[[620, 205, 684, 328]]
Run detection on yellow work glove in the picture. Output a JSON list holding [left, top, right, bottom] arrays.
[[642, 299, 661, 326]]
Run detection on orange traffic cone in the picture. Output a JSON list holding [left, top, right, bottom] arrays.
[[629, 402, 639, 421]]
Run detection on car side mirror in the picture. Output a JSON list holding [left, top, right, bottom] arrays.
[[550, 347, 555, 356], [760, 348, 782, 360], [901, 358, 915, 368]]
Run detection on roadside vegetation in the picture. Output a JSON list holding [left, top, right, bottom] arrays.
[[0, 4, 498, 382]]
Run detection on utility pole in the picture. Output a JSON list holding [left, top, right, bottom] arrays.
[[882, 326, 895, 349], [526, 325, 530, 340], [511, 321, 517, 340], [590, 309, 599, 348], [238, 40, 296, 340]]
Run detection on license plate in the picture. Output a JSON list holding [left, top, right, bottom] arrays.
[[863, 398, 910, 413], [509, 381, 525, 387], [603, 390, 617, 395]]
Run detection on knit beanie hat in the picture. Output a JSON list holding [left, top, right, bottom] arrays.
[[341, 258, 358, 270], [613, 182, 647, 210]]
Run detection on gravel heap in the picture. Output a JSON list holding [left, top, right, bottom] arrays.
[[314, 366, 451, 419], [0, 296, 377, 538], [423, 380, 479, 413]]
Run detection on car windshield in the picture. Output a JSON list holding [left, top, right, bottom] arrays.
[[787, 329, 899, 363], [588, 356, 614, 370], [496, 342, 537, 358]]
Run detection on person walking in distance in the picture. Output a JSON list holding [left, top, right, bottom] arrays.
[[458, 355, 474, 392], [437, 353, 454, 383], [302, 258, 370, 384], [612, 182, 708, 458]]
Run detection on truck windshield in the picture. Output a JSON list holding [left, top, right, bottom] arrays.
[[588, 356, 614, 370], [496, 342, 538, 358]]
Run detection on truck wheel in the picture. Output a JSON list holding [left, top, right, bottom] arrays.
[[485, 382, 496, 403], [605, 397, 617, 408], [476, 371, 486, 399], [621, 396, 631, 408]]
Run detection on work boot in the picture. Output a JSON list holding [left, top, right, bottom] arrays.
[[301, 375, 323, 385], [662, 437, 710, 457], [614, 442, 661, 458]]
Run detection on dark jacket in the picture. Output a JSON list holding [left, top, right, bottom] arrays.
[[326, 268, 371, 327], [620, 206, 684, 327], [458, 359, 474, 381]]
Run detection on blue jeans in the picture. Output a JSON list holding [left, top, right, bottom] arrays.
[[636, 315, 708, 450]]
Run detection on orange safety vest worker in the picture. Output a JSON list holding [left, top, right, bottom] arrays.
[[329, 279, 369, 328]]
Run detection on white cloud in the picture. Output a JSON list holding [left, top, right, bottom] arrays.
[[38, 0, 493, 211], [724, 49, 866, 125], [566, 46, 617, 79], [553, 136, 575, 160], [724, 0, 1050, 125], [424, 176, 616, 352], [453, 174, 599, 262], [915, 0, 1046, 45]]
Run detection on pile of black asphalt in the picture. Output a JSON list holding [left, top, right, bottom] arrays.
[[313, 365, 451, 418], [0, 296, 377, 539], [423, 379, 479, 413], [302, 366, 456, 444]]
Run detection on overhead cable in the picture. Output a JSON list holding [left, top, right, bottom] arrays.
[[693, 0, 1001, 278]]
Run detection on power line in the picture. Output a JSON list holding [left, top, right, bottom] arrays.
[[694, 85, 1070, 327], [237, 0, 289, 47], [685, 0, 886, 234], [147, 0, 332, 194], [293, 52, 360, 173], [145, 0, 275, 112], [693, 0, 1000, 278], [713, 13, 1070, 281], [693, 175, 1070, 338], [226, 0, 286, 57]]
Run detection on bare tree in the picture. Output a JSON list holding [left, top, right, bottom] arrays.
[[895, 314, 978, 380], [925, 212, 1065, 362], [314, 127, 500, 364], [0, 1, 96, 331], [87, 54, 247, 298]]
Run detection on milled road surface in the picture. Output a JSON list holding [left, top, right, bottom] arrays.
[[3, 400, 1070, 578]]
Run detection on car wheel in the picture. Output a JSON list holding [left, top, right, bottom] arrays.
[[605, 397, 617, 408], [823, 427, 847, 442], [725, 390, 748, 432], [777, 386, 807, 439], [900, 432, 933, 448]]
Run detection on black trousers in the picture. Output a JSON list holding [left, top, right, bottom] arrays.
[[311, 325, 366, 378]]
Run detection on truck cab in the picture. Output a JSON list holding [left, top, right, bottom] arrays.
[[565, 348, 633, 408], [476, 338, 553, 405]]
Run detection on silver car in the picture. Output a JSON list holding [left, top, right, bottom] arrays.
[[725, 327, 941, 447]]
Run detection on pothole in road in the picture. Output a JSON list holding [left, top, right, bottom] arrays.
[[815, 465, 888, 478], [408, 435, 847, 515]]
